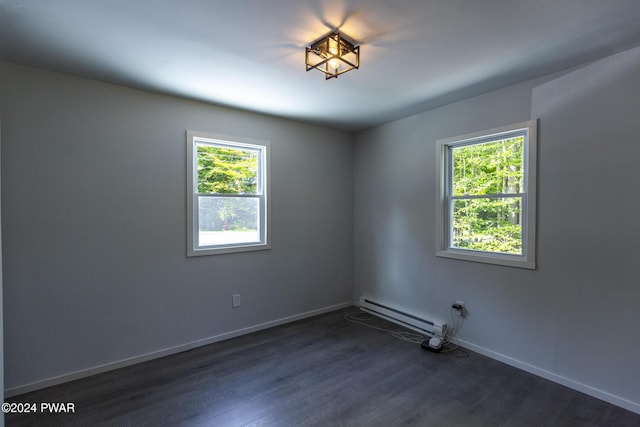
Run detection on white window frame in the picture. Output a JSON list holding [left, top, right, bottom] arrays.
[[187, 131, 271, 257], [435, 120, 537, 269]]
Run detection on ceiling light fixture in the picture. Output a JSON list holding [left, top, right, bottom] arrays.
[[305, 32, 360, 80]]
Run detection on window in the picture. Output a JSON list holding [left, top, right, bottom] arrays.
[[436, 120, 537, 269], [187, 131, 270, 256]]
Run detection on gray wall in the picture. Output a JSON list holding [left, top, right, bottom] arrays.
[[354, 47, 640, 409], [0, 62, 353, 390], [1, 116, 4, 426]]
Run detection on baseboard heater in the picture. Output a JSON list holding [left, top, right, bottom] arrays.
[[358, 296, 447, 337]]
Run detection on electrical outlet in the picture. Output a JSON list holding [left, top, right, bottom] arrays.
[[452, 300, 465, 316], [232, 294, 241, 308]]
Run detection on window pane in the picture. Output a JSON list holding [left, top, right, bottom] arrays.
[[197, 144, 258, 194], [198, 196, 260, 246], [452, 136, 523, 196], [452, 197, 522, 255]]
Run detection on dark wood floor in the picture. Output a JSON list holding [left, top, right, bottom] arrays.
[[6, 308, 640, 426]]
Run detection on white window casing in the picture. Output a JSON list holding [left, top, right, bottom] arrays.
[[435, 120, 537, 269], [187, 131, 271, 257]]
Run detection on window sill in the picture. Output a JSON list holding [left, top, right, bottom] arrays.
[[436, 249, 535, 269], [188, 242, 271, 257]]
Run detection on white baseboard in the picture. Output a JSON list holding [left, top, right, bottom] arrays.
[[458, 339, 640, 415], [5, 301, 352, 398]]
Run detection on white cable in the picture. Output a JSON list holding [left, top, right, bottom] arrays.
[[440, 307, 465, 353], [344, 306, 468, 355]]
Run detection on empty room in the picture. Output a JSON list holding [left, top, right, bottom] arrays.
[[1, 1, 640, 426]]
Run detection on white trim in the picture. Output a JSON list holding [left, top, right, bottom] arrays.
[[435, 120, 537, 269], [4, 301, 351, 398], [186, 131, 271, 257], [435, 248, 535, 269], [457, 338, 640, 415], [450, 193, 525, 200]]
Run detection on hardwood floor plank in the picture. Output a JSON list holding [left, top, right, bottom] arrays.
[[6, 308, 640, 426]]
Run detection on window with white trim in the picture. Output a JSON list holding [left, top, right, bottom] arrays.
[[187, 131, 270, 256], [436, 120, 537, 269]]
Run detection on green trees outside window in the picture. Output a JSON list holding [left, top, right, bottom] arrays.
[[450, 137, 524, 254], [197, 144, 260, 239], [197, 145, 258, 195]]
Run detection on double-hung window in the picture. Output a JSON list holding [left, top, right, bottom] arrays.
[[436, 120, 537, 269], [187, 131, 270, 256]]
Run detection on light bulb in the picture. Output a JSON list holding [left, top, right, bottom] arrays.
[[328, 58, 339, 71]]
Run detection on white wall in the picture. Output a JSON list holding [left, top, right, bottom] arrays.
[[354, 47, 640, 412], [0, 62, 353, 391]]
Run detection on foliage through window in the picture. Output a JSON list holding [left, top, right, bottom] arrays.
[[436, 121, 537, 269], [187, 132, 270, 256]]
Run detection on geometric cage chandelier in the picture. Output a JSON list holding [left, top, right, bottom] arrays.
[[305, 31, 360, 80]]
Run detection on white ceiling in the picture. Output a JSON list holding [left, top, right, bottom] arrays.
[[2, 0, 640, 131]]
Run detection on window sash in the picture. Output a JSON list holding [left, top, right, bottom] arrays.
[[195, 141, 263, 196], [446, 194, 527, 256], [445, 135, 527, 198], [443, 129, 529, 256], [193, 193, 265, 249]]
